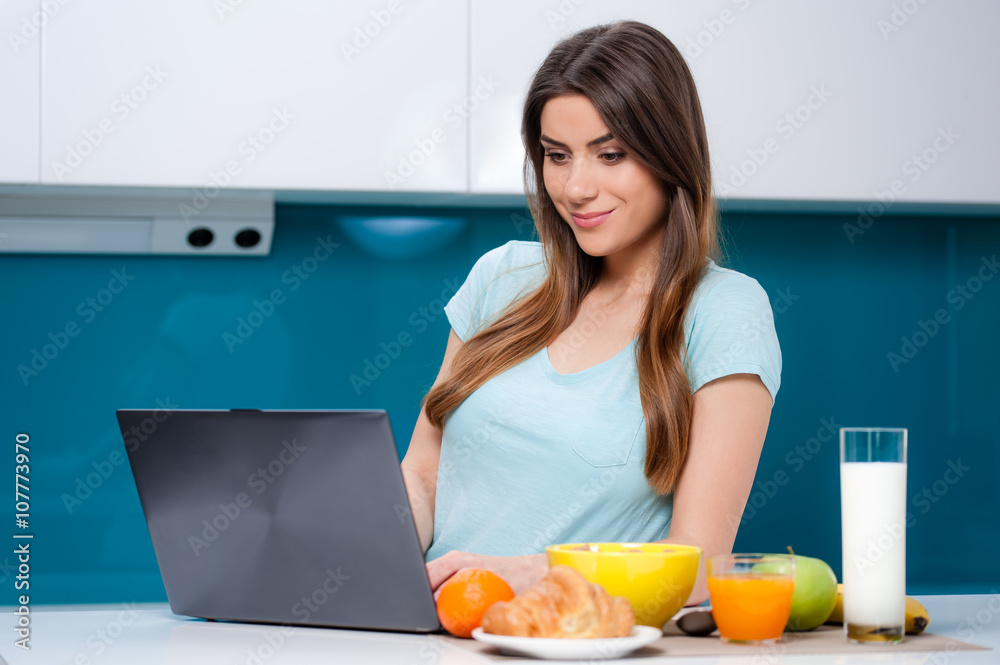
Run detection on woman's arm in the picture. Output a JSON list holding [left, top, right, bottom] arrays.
[[400, 328, 464, 554], [658, 372, 774, 605]]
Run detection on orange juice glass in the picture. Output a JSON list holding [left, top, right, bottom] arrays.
[[707, 553, 795, 644]]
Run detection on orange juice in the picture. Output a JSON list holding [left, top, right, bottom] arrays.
[[707, 573, 795, 642]]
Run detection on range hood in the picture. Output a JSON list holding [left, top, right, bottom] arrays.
[[0, 191, 274, 256]]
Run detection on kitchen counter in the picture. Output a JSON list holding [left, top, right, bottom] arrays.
[[1, 594, 997, 664]]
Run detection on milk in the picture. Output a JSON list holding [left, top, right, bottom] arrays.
[[840, 462, 907, 628]]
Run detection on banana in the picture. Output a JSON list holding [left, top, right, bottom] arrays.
[[905, 596, 930, 635], [823, 584, 930, 635], [825, 583, 844, 624]]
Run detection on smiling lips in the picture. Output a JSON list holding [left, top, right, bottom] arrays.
[[571, 209, 613, 228]]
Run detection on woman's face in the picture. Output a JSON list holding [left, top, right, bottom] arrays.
[[540, 94, 669, 263]]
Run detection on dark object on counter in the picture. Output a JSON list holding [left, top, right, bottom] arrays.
[[677, 608, 717, 636]]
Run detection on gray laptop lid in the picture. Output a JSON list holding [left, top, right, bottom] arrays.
[[117, 408, 441, 633]]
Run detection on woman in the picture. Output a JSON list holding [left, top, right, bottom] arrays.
[[400, 20, 780, 607]]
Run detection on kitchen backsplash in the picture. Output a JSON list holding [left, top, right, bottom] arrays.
[[1, 202, 996, 602]]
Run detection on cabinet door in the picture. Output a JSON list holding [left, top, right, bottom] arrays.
[[0, 0, 41, 184], [470, 1, 999, 205], [41, 1, 467, 192]]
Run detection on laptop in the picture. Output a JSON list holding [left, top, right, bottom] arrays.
[[117, 408, 442, 633]]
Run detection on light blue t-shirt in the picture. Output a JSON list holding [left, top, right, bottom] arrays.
[[425, 240, 780, 561]]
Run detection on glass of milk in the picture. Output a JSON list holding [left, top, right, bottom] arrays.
[[840, 427, 907, 644]]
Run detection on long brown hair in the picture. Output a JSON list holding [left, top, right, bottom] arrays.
[[423, 20, 720, 494]]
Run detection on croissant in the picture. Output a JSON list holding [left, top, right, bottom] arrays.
[[481, 565, 635, 638]]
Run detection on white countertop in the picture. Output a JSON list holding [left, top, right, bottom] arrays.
[[1, 594, 996, 664]]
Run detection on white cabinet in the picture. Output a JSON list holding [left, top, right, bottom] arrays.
[[469, 1, 1000, 205], [0, 0, 41, 184], [15, 1, 998, 202], [40, 0, 468, 192]]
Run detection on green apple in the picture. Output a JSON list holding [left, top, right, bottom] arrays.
[[753, 550, 838, 631], [785, 553, 839, 631]]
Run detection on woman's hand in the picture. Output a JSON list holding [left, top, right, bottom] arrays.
[[426, 551, 548, 600]]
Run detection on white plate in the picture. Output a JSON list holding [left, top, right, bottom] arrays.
[[470, 625, 663, 660]]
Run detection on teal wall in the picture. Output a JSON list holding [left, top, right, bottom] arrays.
[[1, 202, 997, 604]]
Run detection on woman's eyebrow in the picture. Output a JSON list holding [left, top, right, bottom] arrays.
[[540, 133, 614, 148]]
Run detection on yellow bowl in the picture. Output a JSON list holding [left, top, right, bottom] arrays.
[[546, 542, 702, 628]]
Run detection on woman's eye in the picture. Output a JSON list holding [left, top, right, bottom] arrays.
[[601, 152, 626, 164], [544, 151, 568, 163]]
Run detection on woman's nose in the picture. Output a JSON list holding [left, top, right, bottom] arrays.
[[564, 159, 598, 203]]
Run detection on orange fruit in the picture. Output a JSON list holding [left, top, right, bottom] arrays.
[[436, 568, 515, 638]]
